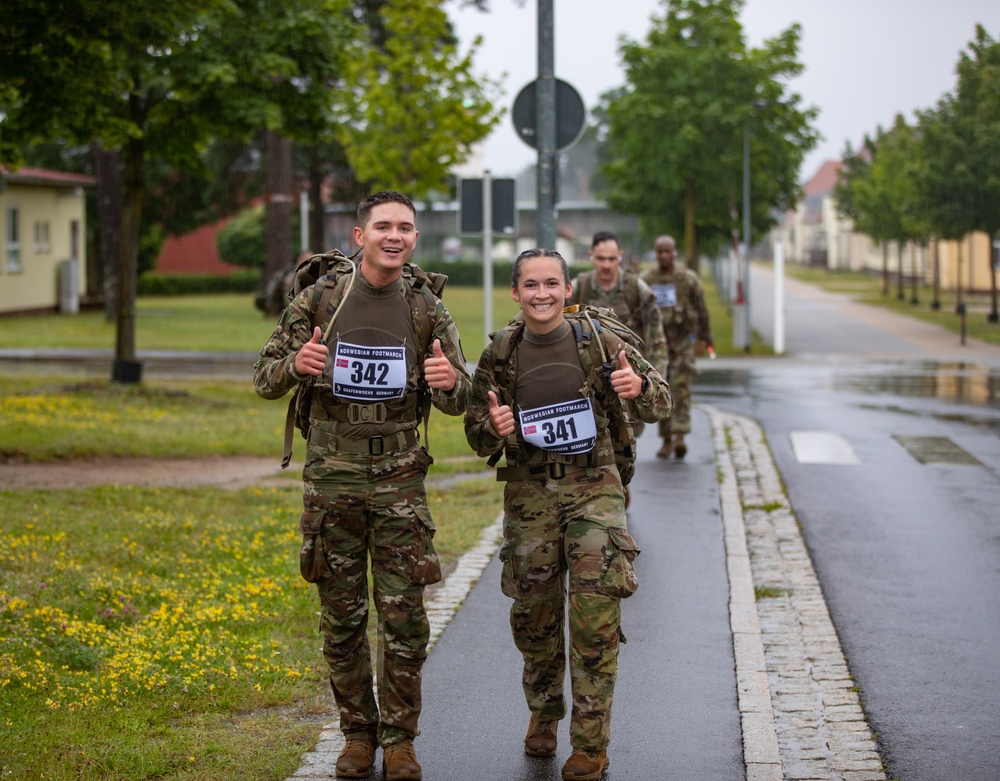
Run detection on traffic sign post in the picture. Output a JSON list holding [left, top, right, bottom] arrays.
[[459, 176, 517, 344]]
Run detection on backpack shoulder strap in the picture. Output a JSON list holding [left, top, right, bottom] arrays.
[[486, 318, 525, 467]]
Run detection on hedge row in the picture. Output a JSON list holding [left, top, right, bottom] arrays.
[[137, 259, 592, 296]]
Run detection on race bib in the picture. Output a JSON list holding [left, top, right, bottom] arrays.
[[651, 283, 678, 308], [519, 398, 597, 455], [332, 342, 407, 401]]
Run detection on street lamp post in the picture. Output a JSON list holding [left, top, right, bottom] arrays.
[[742, 115, 751, 352]]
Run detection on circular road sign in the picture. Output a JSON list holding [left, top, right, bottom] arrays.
[[512, 78, 586, 152]]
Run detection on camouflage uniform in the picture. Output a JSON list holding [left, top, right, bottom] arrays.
[[254, 273, 471, 748], [642, 263, 712, 438], [567, 270, 668, 440], [464, 320, 671, 754]]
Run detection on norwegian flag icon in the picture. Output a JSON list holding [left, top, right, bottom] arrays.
[[336, 358, 349, 368], [523, 425, 537, 434]]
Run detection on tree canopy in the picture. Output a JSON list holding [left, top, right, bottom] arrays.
[[596, 0, 818, 269]]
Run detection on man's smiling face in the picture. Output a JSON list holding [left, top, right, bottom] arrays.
[[353, 202, 418, 281]]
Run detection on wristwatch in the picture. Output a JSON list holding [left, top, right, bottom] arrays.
[[639, 375, 649, 395]]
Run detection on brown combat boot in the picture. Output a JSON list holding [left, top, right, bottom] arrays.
[[382, 739, 421, 781], [524, 714, 557, 757], [673, 434, 687, 459], [335, 734, 376, 778], [656, 439, 672, 459], [561, 748, 609, 780]]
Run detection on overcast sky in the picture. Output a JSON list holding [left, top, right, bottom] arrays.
[[450, 0, 998, 184]]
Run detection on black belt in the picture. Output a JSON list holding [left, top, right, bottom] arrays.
[[324, 429, 419, 456]]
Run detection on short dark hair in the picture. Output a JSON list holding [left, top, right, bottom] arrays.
[[511, 248, 570, 288], [591, 231, 620, 249], [357, 191, 416, 227]]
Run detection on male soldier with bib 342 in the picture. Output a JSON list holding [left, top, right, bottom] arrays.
[[254, 191, 471, 781]]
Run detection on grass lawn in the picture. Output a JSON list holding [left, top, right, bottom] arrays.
[[0, 477, 501, 781]]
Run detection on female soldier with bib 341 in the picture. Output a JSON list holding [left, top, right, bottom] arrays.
[[464, 249, 671, 781]]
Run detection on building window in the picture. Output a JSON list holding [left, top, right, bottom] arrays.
[[5, 206, 20, 273], [34, 220, 51, 253]]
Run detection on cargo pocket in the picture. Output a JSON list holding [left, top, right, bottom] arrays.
[[408, 505, 442, 586], [498, 539, 520, 600], [299, 507, 329, 584], [599, 527, 640, 599]]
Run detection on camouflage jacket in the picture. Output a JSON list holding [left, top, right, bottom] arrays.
[[567, 270, 669, 376], [463, 317, 672, 463], [642, 264, 713, 347], [253, 275, 472, 428]]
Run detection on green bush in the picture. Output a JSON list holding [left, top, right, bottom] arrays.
[[215, 205, 265, 268], [137, 269, 260, 295]]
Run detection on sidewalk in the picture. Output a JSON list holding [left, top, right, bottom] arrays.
[[284, 406, 885, 781]]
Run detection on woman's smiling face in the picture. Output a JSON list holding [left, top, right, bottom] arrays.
[[512, 255, 571, 334]]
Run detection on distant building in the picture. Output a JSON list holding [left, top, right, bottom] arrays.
[[772, 160, 999, 295], [0, 166, 95, 316]]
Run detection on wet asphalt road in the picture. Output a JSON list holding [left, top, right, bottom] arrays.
[[699, 265, 1000, 781]]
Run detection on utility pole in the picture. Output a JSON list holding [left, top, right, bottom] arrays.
[[536, 0, 556, 251]]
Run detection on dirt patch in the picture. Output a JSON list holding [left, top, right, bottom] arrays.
[[0, 455, 299, 491]]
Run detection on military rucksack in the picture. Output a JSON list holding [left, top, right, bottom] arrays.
[[487, 304, 643, 485], [279, 248, 448, 468], [573, 270, 642, 322]]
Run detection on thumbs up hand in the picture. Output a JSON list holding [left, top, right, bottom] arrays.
[[423, 338, 457, 391], [295, 327, 329, 376], [488, 390, 515, 437], [611, 349, 643, 399]]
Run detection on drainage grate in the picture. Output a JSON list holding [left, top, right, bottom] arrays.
[[893, 435, 984, 466]]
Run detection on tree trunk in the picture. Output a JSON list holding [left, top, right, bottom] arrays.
[[896, 241, 904, 300], [683, 181, 698, 273], [882, 242, 889, 296], [931, 237, 941, 310], [909, 242, 919, 304], [955, 241, 964, 314], [987, 232, 998, 323], [308, 148, 325, 253], [113, 137, 145, 380], [264, 130, 294, 318], [93, 140, 122, 322]]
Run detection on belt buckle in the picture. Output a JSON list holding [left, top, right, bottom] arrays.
[[349, 402, 387, 425], [368, 435, 385, 456], [548, 462, 566, 480]]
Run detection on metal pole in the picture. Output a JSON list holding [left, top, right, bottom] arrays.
[[774, 239, 785, 355], [742, 116, 751, 352], [536, 0, 556, 251], [300, 190, 309, 252], [483, 170, 493, 346]]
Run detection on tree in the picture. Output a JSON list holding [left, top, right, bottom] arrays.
[[597, 0, 818, 270], [1, 0, 355, 375], [952, 25, 1000, 322], [338, 0, 504, 198]]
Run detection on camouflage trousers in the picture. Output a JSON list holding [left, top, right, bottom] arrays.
[[659, 341, 696, 438], [499, 463, 640, 753], [298, 437, 441, 747]]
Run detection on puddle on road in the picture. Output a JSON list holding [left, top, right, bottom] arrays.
[[893, 435, 985, 466], [695, 360, 1000, 406]]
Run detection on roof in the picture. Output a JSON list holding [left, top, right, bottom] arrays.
[[0, 166, 97, 188], [802, 160, 843, 198]]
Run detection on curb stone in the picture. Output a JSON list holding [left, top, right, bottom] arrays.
[[707, 405, 888, 781]]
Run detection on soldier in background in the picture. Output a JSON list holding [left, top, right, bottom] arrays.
[[642, 234, 714, 460], [254, 191, 471, 781], [567, 231, 668, 381]]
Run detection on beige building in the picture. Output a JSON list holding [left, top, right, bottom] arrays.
[[772, 159, 998, 295], [0, 166, 95, 316]]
